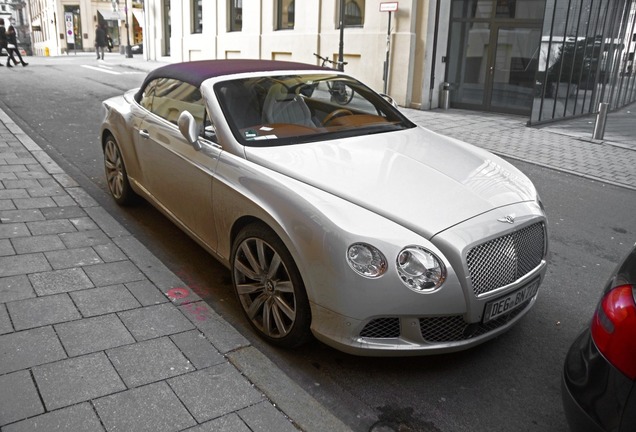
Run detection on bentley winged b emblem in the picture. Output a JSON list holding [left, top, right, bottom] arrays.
[[498, 214, 516, 224]]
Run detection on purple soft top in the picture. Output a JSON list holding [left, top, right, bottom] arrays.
[[135, 59, 330, 100]]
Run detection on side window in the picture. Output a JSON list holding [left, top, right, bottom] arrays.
[[139, 80, 157, 111], [149, 78, 207, 130]]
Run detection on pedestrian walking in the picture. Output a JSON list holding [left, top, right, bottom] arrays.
[[95, 24, 107, 60], [5, 26, 28, 67], [0, 18, 18, 68]]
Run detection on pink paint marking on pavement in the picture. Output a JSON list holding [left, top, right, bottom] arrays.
[[166, 287, 190, 300], [182, 302, 210, 321]]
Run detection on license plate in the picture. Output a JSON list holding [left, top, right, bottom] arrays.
[[483, 279, 540, 323]]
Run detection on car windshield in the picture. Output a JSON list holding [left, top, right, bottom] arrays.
[[214, 73, 415, 146]]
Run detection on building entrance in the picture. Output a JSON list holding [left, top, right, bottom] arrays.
[[446, 0, 545, 115]]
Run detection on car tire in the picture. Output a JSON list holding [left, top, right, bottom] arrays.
[[231, 223, 312, 348], [103, 134, 137, 206]]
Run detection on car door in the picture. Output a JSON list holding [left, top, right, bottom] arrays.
[[136, 78, 220, 252]]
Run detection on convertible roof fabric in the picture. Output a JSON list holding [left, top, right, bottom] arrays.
[[135, 59, 331, 100]]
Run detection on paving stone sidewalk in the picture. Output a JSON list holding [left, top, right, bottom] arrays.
[[0, 109, 351, 431]]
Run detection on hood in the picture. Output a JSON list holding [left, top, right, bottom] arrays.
[[244, 126, 537, 238]]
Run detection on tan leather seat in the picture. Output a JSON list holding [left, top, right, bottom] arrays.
[[262, 83, 315, 127]]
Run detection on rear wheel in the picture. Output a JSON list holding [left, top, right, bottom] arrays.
[[103, 134, 136, 206], [231, 223, 311, 348]]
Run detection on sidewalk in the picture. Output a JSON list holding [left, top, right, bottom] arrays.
[[0, 109, 352, 430], [1, 54, 634, 432]]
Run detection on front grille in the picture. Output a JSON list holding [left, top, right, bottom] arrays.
[[419, 302, 529, 343], [467, 222, 545, 296], [360, 300, 531, 342], [360, 318, 400, 338]]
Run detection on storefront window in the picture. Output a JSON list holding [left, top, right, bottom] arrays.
[[230, 0, 242, 32]]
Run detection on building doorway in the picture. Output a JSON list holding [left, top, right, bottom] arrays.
[[63, 6, 82, 51], [445, 0, 545, 115]]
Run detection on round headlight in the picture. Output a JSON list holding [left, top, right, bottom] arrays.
[[347, 243, 387, 278], [397, 246, 446, 292]]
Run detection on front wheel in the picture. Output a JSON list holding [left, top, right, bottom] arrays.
[[231, 223, 311, 348], [103, 134, 136, 206]]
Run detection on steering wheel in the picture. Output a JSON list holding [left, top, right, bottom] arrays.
[[323, 109, 353, 126]]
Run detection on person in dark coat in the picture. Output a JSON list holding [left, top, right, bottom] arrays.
[[95, 24, 107, 60], [0, 18, 17, 68], [5, 25, 27, 67]]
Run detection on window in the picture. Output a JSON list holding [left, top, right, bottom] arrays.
[[276, 0, 294, 30], [229, 0, 242, 32], [337, 0, 364, 28], [192, 0, 202, 33], [141, 78, 207, 129], [215, 74, 413, 147]]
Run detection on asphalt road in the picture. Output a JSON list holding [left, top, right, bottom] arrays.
[[2, 55, 634, 432]]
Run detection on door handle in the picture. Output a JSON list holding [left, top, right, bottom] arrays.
[[139, 130, 150, 139]]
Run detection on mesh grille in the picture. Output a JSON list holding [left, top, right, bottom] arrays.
[[467, 223, 545, 296], [359, 301, 531, 342], [419, 302, 529, 343], [359, 318, 400, 338]]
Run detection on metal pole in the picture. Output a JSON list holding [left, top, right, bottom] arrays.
[[592, 102, 609, 140], [337, 0, 345, 71], [383, 11, 391, 94], [125, 1, 133, 58]]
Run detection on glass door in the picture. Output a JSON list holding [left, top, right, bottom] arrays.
[[488, 25, 542, 114], [447, 20, 492, 108]]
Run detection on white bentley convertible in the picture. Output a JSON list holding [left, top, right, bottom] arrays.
[[100, 60, 548, 355]]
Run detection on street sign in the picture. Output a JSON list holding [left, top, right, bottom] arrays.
[[64, 12, 75, 45], [380, 2, 398, 12], [380, 2, 398, 94]]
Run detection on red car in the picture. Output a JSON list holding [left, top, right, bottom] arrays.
[[562, 244, 636, 431]]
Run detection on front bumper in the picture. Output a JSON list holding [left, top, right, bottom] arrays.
[[310, 282, 542, 356], [308, 204, 548, 356]]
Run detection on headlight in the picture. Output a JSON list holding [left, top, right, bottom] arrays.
[[397, 246, 446, 292], [347, 243, 387, 278]]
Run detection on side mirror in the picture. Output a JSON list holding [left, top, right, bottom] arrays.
[[380, 93, 399, 108], [177, 111, 202, 150]]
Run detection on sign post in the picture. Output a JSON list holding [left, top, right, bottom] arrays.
[[338, 0, 345, 71], [64, 12, 76, 55], [380, 2, 398, 94]]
